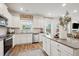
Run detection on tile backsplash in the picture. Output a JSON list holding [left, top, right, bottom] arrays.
[[0, 27, 7, 36]]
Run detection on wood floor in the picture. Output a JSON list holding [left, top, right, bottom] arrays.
[[9, 43, 43, 56]]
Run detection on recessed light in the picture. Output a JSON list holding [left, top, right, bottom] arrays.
[[62, 3, 66, 7], [20, 8, 23, 11], [73, 10, 78, 13]]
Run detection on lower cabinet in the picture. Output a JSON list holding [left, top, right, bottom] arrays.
[[0, 40, 3, 56], [51, 40, 61, 56], [51, 46, 60, 56], [13, 34, 32, 46], [43, 36, 79, 56], [50, 40, 73, 56], [43, 36, 51, 55]]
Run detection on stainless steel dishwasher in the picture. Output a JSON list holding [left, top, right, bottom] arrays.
[[32, 33, 39, 43]]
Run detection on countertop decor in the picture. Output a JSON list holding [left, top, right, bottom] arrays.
[[59, 11, 71, 31]]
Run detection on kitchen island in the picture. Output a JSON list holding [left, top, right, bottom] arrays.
[[43, 35, 79, 56]]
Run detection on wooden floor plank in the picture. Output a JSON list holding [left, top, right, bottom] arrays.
[[10, 43, 42, 56]]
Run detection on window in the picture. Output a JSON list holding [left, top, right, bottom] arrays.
[[20, 20, 32, 33]]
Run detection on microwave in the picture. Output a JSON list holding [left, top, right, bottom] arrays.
[[0, 16, 8, 27]]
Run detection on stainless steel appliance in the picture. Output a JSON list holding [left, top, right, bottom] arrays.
[[32, 33, 39, 43], [4, 28, 13, 55], [4, 36, 13, 55], [0, 15, 8, 27]]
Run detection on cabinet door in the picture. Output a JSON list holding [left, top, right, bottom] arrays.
[[0, 4, 3, 15], [61, 52, 72, 56], [51, 47, 59, 56], [46, 38, 51, 55], [43, 36, 51, 56], [7, 13, 13, 27], [26, 34, 32, 43], [20, 34, 27, 44], [0, 47, 3, 56], [13, 34, 22, 45], [12, 16, 20, 28], [33, 16, 45, 28], [43, 36, 47, 52], [51, 40, 60, 56], [0, 40, 3, 56]]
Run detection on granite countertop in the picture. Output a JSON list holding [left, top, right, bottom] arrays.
[[0, 36, 6, 41], [44, 35, 79, 49], [0, 35, 13, 41], [15, 32, 42, 34], [0, 38, 4, 41]]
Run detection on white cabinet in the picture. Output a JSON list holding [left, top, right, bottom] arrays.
[[12, 15, 20, 28], [13, 34, 32, 46], [8, 14, 20, 28], [51, 40, 59, 56], [51, 46, 59, 56], [0, 3, 14, 27], [33, 16, 45, 28], [46, 38, 51, 55], [43, 36, 51, 55], [43, 36, 47, 52], [26, 34, 32, 43], [0, 3, 11, 19], [0, 4, 8, 17], [43, 36, 79, 56], [7, 13, 13, 27], [0, 40, 3, 56], [50, 39, 73, 56]]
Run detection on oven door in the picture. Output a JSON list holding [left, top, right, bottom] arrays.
[[4, 37, 13, 55]]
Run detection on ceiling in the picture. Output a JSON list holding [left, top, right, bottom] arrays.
[[6, 3, 79, 19]]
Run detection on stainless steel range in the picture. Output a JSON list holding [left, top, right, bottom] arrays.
[[0, 15, 13, 55], [4, 35, 13, 55], [4, 27, 14, 55]]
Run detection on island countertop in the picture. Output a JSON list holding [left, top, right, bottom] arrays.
[[44, 35, 79, 49]]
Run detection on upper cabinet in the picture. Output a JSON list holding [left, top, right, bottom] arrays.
[[0, 3, 13, 27], [11, 15, 20, 28], [33, 16, 45, 28], [7, 13, 13, 27], [0, 3, 9, 19], [0, 3, 20, 28]]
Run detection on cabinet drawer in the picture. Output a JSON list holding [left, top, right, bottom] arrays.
[[51, 40, 58, 48], [61, 50, 73, 56], [0, 47, 3, 56], [51, 47, 59, 56], [58, 43, 73, 55]]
